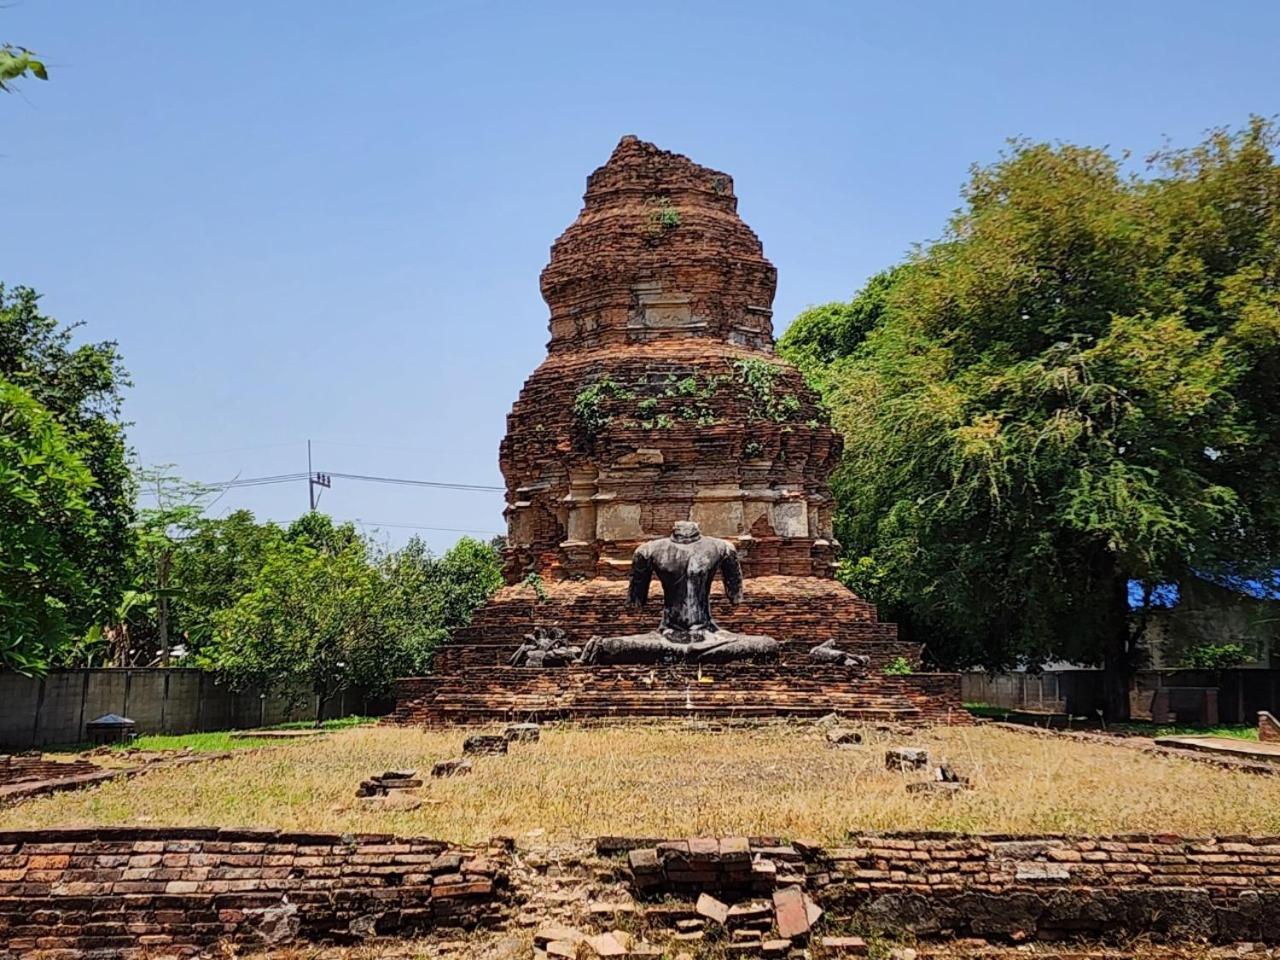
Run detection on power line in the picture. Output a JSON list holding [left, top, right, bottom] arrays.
[[354, 519, 503, 536], [202, 470, 502, 493], [327, 472, 502, 493]]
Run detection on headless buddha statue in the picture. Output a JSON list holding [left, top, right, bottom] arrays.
[[578, 521, 780, 665]]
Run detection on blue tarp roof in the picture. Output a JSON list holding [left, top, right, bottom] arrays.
[[1129, 572, 1280, 610]]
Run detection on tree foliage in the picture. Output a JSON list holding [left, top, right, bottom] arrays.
[[201, 527, 501, 720], [0, 378, 96, 674], [782, 120, 1280, 716], [0, 286, 135, 672]]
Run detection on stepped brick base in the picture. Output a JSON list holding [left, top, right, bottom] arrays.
[[432, 576, 922, 675], [388, 666, 969, 726], [398, 577, 967, 726]]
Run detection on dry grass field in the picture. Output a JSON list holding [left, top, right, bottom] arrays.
[[5, 721, 1279, 843]]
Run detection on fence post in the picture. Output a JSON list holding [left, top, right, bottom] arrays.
[[30, 678, 46, 750], [77, 671, 89, 743]]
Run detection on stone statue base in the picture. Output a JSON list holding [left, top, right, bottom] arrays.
[[579, 627, 780, 665]]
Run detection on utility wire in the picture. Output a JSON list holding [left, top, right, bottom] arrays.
[[327, 472, 502, 492], [354, 519, 503, 536], [203, 471, 502, 492]]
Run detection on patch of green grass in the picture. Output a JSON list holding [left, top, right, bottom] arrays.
[[271, 715, 375, 732], [965, 703, 1260, 741], [1115, 722, 1258, 741], [45, 715, 377, 755]]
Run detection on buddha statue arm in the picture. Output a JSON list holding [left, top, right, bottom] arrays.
[[720, 547, 744, 606], [628, 546, 654, 608]]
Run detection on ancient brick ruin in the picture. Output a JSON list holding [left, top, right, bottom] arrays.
[[393, 137, 965, 724], [0, 828, 510, 955], [5, 827, 1280, 955]]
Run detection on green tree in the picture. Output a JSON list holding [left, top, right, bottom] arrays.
[[0, 378, 96, 674], [786, 120, 1280, 719], [0, 286, 135, 637], [169, 509, 284, 653], [206, 535, 383, 724], [429, 536, 505, 631], [779, 267, 906, 380], [131, 465, 212, 666], [204, 523, 502, 722]]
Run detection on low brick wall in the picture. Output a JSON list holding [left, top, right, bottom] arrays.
[[1261, 711, 1280, 743], [0, 828, 510, 956], [612, 833, 1280, 944], [0, 754, 98, 785]]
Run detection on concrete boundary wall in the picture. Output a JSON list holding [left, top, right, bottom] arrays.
[[0, 670, 372, 749]]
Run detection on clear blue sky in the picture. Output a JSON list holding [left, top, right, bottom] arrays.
[[5, 1, 1278, 552]]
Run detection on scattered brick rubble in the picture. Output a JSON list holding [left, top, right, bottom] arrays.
[[884, 746, 929, 770], [432, 758, 473, 778], [464, 734, 510, 756]]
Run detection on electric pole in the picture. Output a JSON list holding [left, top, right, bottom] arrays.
[[307, 439, 331, 511]]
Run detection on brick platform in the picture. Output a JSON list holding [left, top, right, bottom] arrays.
[[389, 667, 969, 725]]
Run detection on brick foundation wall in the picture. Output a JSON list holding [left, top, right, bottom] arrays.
[[613, 833, 1280, 944], [0, 755, 98, 785], [0, 828, 510, 956], [389, 667, 970, 725]]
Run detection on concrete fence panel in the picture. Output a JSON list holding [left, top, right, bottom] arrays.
[[0, 669, 374, 749]]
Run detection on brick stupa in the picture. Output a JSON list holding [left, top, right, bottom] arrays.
[[391, 137, 966, 724]]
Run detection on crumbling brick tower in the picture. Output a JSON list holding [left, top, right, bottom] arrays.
[[391, 137, 966, 723]]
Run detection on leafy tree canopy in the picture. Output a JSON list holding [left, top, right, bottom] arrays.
[[202, 524, 501, 721], [782, 119, 1280, 717], [779, 267, 907, 379], [0, 378, 96, 674], [0, 286, 135, 670]]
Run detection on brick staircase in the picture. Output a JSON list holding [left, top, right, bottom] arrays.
[[388, 665, 969, 725]]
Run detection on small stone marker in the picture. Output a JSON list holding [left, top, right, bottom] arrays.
[[431, 758, 473, 778], [355, 770, 421, 797], [503, 722, 541, 742], [463, 734, 508, 755], [826, 727, 863, 746], [761, 940, 792, 958], [907, 763, 971, 794], [885, 746, 929, 771]]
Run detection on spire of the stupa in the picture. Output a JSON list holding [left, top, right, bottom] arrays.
[[539, 136, 777, 354]]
